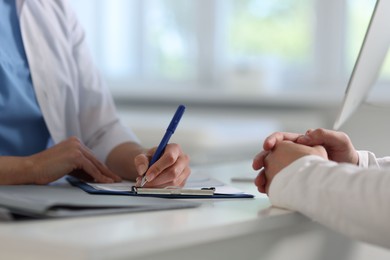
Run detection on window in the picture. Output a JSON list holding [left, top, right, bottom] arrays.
[[225, 0, 313, 90], [69, 0, 386, 98]]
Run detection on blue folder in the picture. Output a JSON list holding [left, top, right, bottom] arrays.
[[67, 177, 254, 199]]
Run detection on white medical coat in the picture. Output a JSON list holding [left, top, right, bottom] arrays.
[[16, 0, 139, 162]]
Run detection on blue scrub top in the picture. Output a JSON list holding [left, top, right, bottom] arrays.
[[0, 0, 51, 156]]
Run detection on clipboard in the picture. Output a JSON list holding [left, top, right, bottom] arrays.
[[67, 177, 254, 199]]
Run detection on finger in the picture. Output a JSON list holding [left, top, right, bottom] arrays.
[[305, 129, 314, 135], [176, 168, 190, 187], [254, 169, 266, 193], [313, 145, 329, 159], [78, 142, 117, 178], [297, 128, 336, 146], [69, 170, 94, 182], [263, 132, 302, 151], [151, 152, 189, 186], [147, 164, 191, 187], [146, 147, 157, 158], [134, 154, 149, 176], [252, 150, 269, 170], [146, 144, 182, 182], [80, 145, 122, 182], [263, 167, 274, 195], [294, 129, 315, 145], [143, 164, 190, 188], [75, 155, 114, 183]]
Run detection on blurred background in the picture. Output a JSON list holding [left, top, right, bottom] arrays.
[[69, 0, 390, 164]]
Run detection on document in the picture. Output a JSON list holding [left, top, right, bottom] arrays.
[[86, 174, 246, 195]]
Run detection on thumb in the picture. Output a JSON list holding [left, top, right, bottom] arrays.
[[296, 134, 312, 145], [296, 129, 324, 146]]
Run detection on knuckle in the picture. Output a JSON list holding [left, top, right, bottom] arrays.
[[165, 168, 180, 180], [169, 143, 181, 151], [182, 153, 190, 163], [339, 132, 350, 142], [70, 150, 83, 161], [169, 143, 182, 153], [273, 132, 283, 140], [172, 167, 181, 177], [165, 153, 176, 165], [315, 128, 326, 136], [170, 167, 183, 181], [68, 136, 81, 144], [69, 139, 83, 150]]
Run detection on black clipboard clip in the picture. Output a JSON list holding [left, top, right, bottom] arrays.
[[131, 186, 216, 196]]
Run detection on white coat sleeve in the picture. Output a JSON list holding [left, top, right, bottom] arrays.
[[268, 154, 390, 249], [63, 2, 139, 162]]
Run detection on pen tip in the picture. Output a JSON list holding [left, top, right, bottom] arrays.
[[140, 177, 147, 187]]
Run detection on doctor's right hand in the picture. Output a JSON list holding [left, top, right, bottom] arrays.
[[27, 137, 122, 185], [133, 143, 191, 188]]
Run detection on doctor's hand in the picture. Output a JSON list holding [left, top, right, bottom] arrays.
[[134, 143, 191, 188], [253, 141, 327, 194], [27, 137, 122, 185], [261, 129, 359, 165]]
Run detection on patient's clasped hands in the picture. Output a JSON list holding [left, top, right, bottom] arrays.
[[252, 128, 359, 194]]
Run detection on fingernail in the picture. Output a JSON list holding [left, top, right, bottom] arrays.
[[135, 177, 141, 186], [146, 173, 154, 182], [137, 164, 148, 176]]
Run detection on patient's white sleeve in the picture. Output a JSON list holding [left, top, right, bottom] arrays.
[[358, 150, 390, 168], [268, 153, 390, 249]]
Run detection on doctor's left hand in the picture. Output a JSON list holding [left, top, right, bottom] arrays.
[[27, 137, 122, 185], [134, 143, 191, 188]]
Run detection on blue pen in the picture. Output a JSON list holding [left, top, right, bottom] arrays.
[[140, 105, 186, 187]]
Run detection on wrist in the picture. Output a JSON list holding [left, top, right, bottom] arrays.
[[23, 156, 40, 184], [0, 156, 36, 184]]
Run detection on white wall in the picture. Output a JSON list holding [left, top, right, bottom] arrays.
[[339, 104, 390, 158]]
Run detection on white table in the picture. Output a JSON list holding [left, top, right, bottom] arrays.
[[0, 161, 389, 260]]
